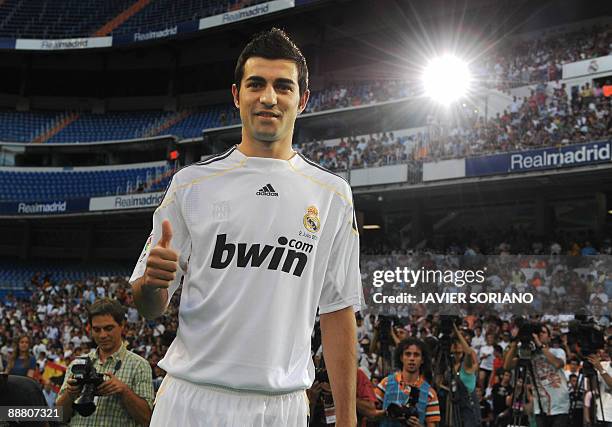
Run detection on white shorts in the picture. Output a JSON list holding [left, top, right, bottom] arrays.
[[151, 375, 309, 427]]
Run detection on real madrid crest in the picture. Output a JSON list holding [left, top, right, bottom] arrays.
[[303, 205, 320, 233]]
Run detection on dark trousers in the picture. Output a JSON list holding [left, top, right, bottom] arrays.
[[535, 414, 569, 427]]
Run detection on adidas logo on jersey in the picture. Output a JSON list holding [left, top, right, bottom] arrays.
[[210, 234, 311, 277], [256, 184, 278, 197]]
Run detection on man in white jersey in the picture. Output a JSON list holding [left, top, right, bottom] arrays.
[[130, 28, 362, 427]]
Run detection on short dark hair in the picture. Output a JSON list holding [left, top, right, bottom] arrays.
[[88, 298, 126, 326], [234, 27, 309, 97]]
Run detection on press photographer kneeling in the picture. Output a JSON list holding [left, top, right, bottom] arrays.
[[56, 298, 154, 426]]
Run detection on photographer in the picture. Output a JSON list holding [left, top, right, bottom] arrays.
[[374, 337, 441, 427], [445, 323, 481, 427], [504, 323, 569, 427], [307, 357, 378, 427], [56, 298, 154, 426], [583, 352, 612, 427]]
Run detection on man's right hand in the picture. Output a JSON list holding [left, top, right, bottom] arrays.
[[143, 220, 179, 293]]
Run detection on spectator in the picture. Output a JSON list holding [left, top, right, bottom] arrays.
[[5, 335, 37, 378], [477, 386, 493, 427], [42, 379, 57, 408], [478, 333, 496, 389], [490, 369, 512, 426], [567, 374, 583, 427], [564, 357, 581, 381]]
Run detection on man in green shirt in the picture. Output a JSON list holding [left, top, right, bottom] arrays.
[[56, 298, 154, 426]]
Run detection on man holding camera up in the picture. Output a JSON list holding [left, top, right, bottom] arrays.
[[56, 298, 154, 426], [374, 337, 441, 427], [504, 323, 569, 427]]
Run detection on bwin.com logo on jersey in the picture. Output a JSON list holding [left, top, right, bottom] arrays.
[[303, 205, 320, 233], [256, 184, 278, 197]]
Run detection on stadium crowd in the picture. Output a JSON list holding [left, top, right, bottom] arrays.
[[0, 234, 611, 426], [295, 78, 612, 172], [478, 24, 612, 89]]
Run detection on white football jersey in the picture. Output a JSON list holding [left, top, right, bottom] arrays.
[[130, 146, 362, 393]]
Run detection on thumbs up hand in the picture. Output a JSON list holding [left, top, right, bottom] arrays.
[[143, 220, 179, 293]]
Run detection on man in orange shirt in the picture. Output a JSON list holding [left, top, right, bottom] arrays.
[[374, 338, 441, 427]]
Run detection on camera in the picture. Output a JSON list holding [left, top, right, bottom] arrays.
[[568, 317, 605, 357], [439, 315, 461, 336], [438, 315, 462, 356], [377, 315, 400, 345], [71, 356, 105, 417], [385, 384, 421, 425], [387, 403, 418, 423], [516, 319, 540, 346]]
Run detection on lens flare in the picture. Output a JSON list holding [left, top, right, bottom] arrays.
[[422, 55, 472, 105]]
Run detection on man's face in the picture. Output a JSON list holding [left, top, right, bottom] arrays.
[[401, 344, 423, 374], [91, 314, 123, 354], [232, 57, 309, 144], [539, 326, 550, 344]]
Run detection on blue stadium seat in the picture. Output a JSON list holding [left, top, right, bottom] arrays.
[[0, 163, 172, 202]]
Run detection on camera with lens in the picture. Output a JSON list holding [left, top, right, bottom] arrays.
[[568, 317, 605, 358], [387, 403, 418, 423], [439, 315, 461, 336], [516, 319, 540, 346], [71, 356, 105, 417], [438, 315, 462, 356], [385, 384, 421, 425], [377, 315, 400, 345]]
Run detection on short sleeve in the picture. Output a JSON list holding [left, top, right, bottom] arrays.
[[131, 359, 154, 408], [426, 387, 442, 423], [375, 376, 388, 402], [129, 176, 191, 307], [357, 369, 376, 402], [318, 199, 363, 314], [550, 348, 566, 366]]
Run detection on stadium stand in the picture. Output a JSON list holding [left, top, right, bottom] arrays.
[[0, 110, 64, 143], [0, 161, 172, 202], [0, 0, 130, 39], [0, 0, 272, 39], [1, 78, 610, 173], [0, 80, 415, 143], [0, 262, 131, 293], [112, 0, 269, 37], [45, 111, 176, 143], [295, 81, 612, 170], [479, 24, 612, 89]]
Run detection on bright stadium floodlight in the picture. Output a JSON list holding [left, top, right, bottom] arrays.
[[422, 54, 472, 105]]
